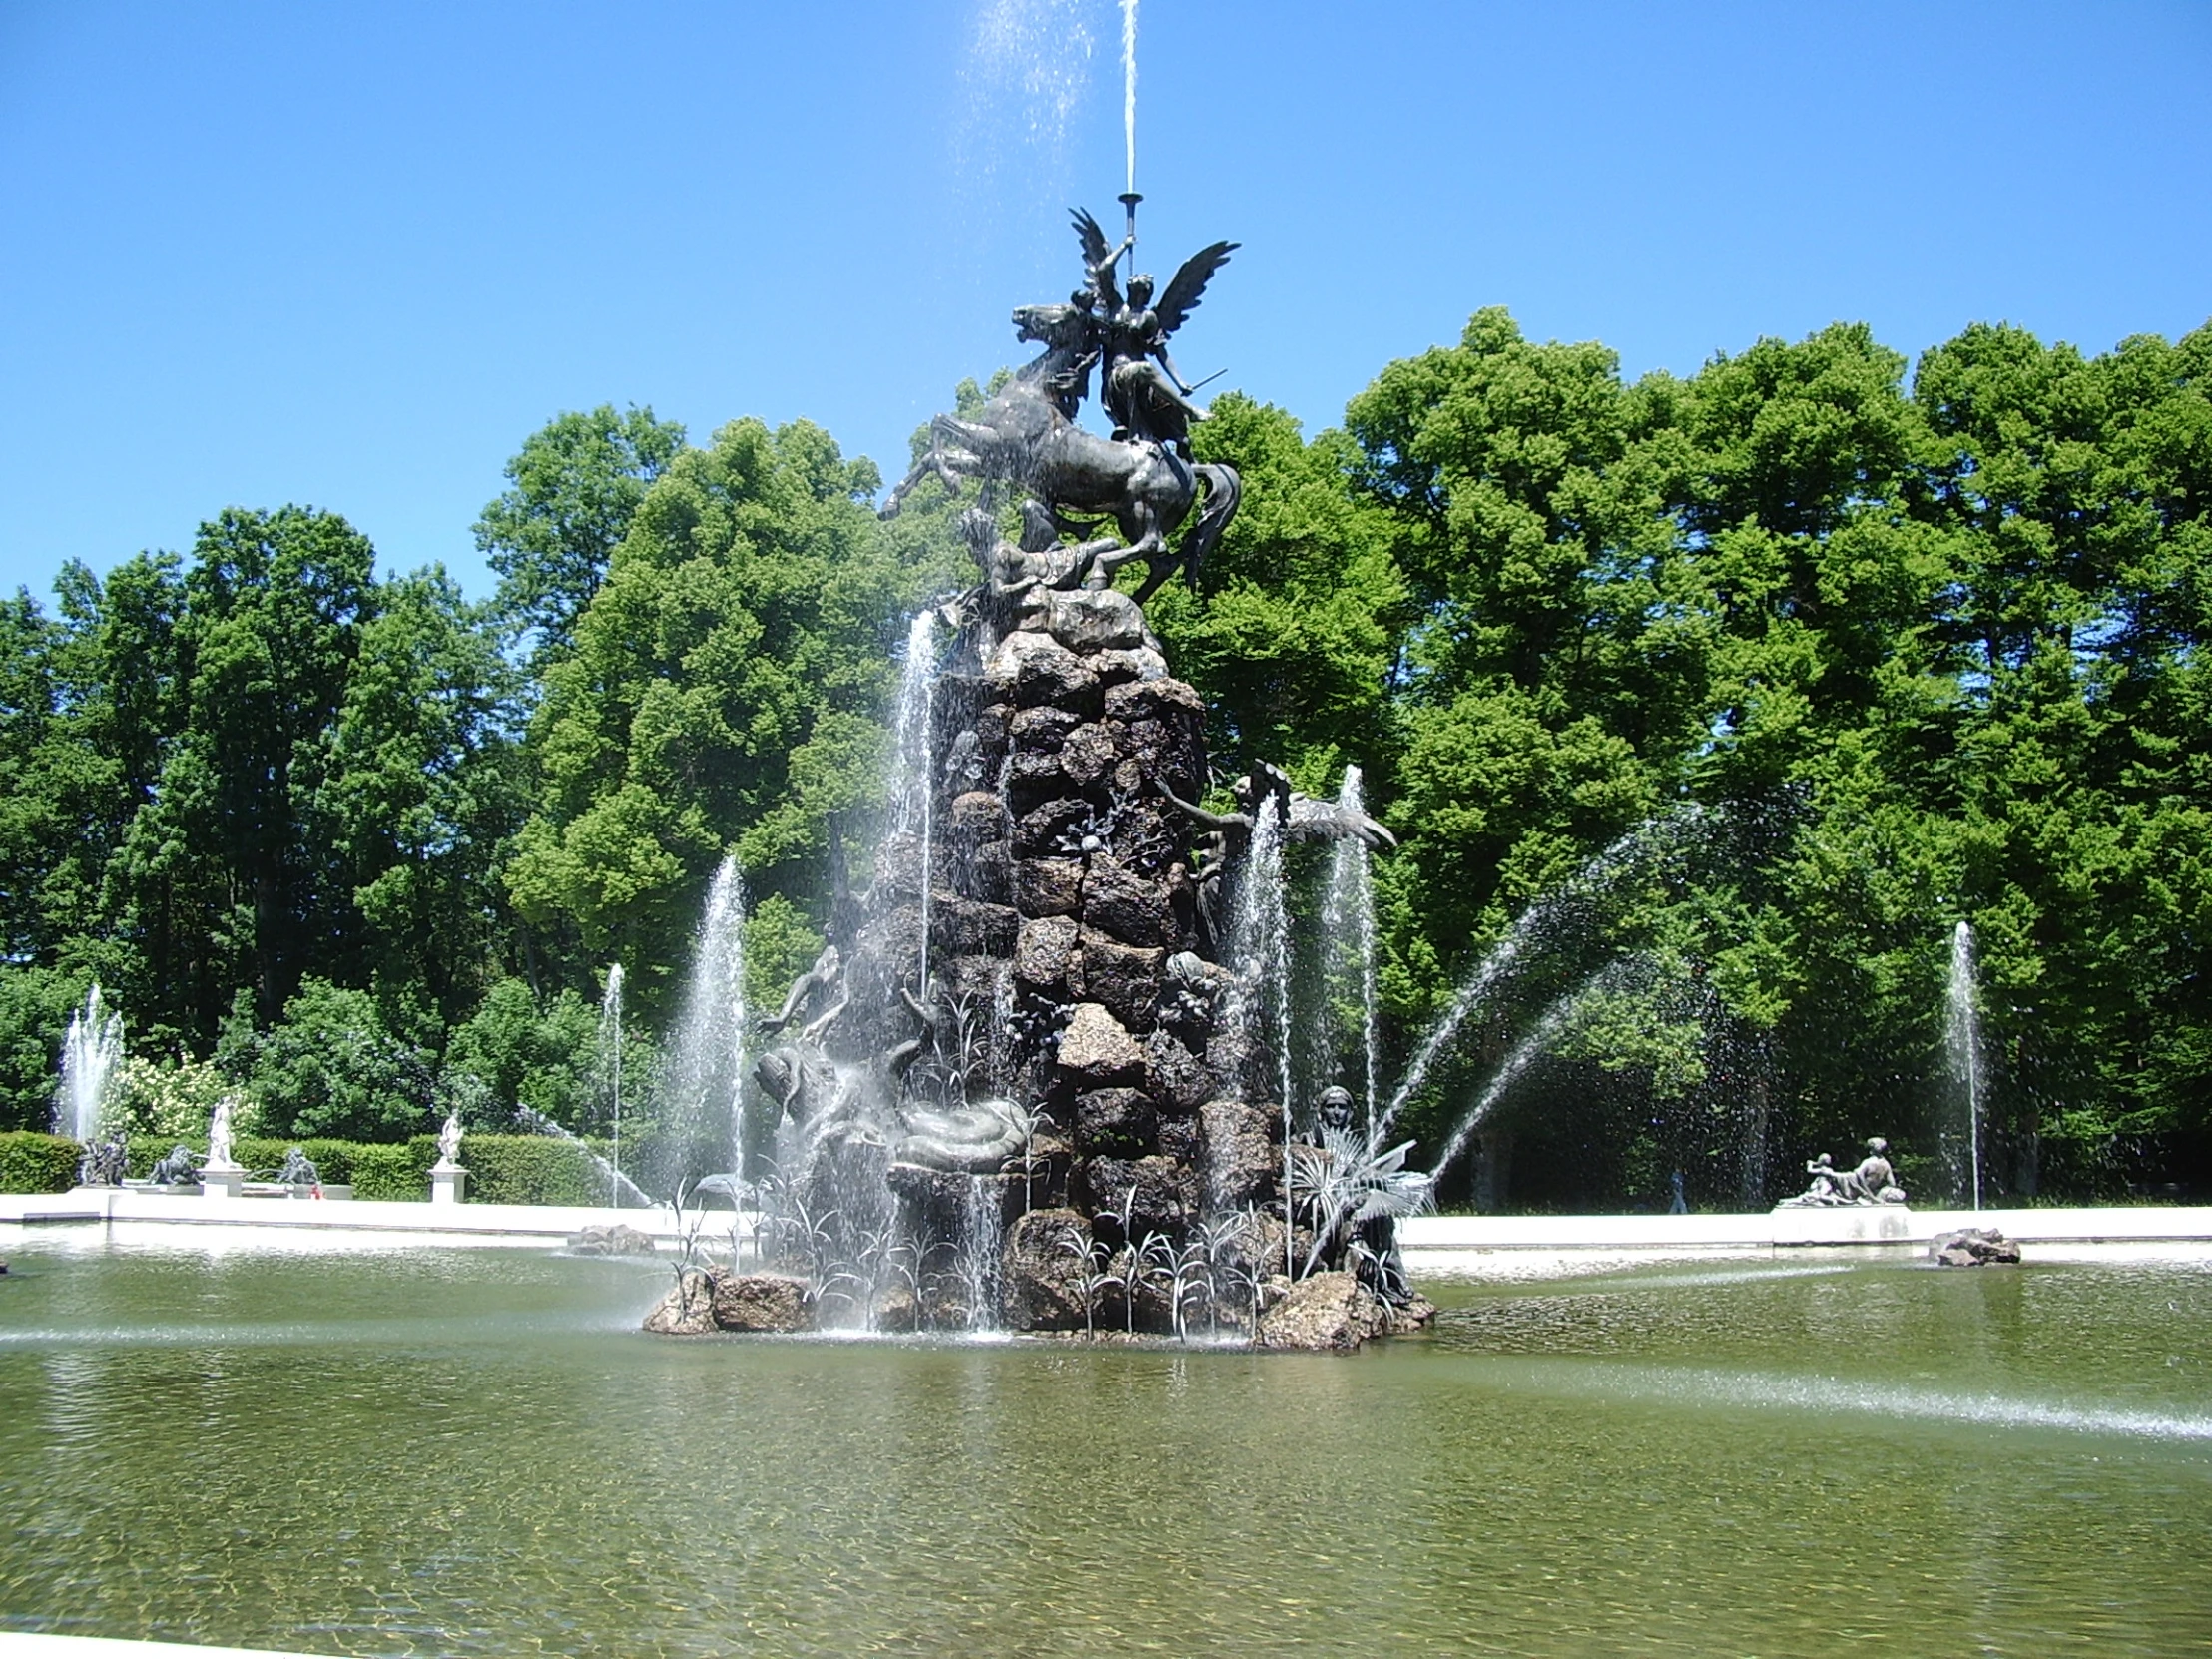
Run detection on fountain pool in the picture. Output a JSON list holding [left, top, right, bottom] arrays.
[[1, 1241, 2205, 1656]]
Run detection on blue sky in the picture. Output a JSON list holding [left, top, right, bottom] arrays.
[[2, 0, 2206, 602]]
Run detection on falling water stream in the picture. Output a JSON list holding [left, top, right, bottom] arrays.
[[1946, 919, 1983, 1210], [599, 963, 626, 1207], [54, 983, 123, 1144], [1120, 0, 1138, 194]]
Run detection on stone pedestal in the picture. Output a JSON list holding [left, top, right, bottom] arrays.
[[200, 1164, 244, 1200], [430, 1165, 467, 1206]]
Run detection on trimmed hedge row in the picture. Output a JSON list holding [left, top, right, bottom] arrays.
[[1, 1127, 625, 1205], [0, 1131, 80, 1194]]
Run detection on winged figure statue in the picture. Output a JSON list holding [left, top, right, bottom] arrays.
[[1071, 208, 1238, 454]]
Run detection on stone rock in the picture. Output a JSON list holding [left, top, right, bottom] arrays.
[[1071, 932, 1165, 1033], [1074, 1087, 1156, 1155], [1009, 748, 1064, 794], [1103, 675, 1206, 727], [1001, 1207, 1092, 1330], [1930, 1227, 2023, 1267], [1057, 722, 1121, 787], [956, 840, 1013, 906], [931, 895, 1018, 957], [1015, 798, 1093, 857], [1257, 1271, 1396, 1352], [1015, 914, 1079, 994], [1040, 586, 1155, 655], [872, 1282, 918, 1333], [1156, 1116, 1199, 1164], [1089, 648, 1162, 687], [1144, 1028, 1213, 1113], [1078, 1153, 1199, 1240], [568, 1223, 658, 1257], [712, 1273, 814, 1333], [1015, 857, 1083, 917], [1008, 705, 1082, 752], [1202, 1098, 1280, 1210], [948, 790, 1009, 845], [974, 701, 1014, 753], [1081, 853, 1174, 947], [1056, 1002, 1146, 1088], [642, 1269, 718, 1336], [995, 632, 1102, 716]]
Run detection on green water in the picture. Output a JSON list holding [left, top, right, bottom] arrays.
[[1, 1239, 2207, 1657]]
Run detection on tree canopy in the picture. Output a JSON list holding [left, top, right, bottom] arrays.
[[4, 310, 2206, 1209]]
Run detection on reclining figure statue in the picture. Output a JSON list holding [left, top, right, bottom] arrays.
[[1780, 1137, 1908, 1207]]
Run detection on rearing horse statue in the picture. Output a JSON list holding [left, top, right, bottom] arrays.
[[880, 302, 1240, 602]]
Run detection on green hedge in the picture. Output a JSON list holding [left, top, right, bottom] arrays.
[[460, 1134, 610, 1206], [0, 1131, 80, 1194], [2, 1126, 624, 1205], [351, 1137, 439, 1201]]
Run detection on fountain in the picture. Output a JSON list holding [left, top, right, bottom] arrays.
[[1946, 918, 1984, 1210], [599, 961, 626, 1205], [661, 858, 749, 1195], [651, 191, 1430, 1347], [55, 985, 125, 1183]]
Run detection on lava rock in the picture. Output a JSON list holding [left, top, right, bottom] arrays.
[[1057, 722, 1121, 788], [931, 895, 1018, 957], [1056, 1002, 1147, 1088], [948, 790, 1009, 846], [1103, 675, 1206, 728], [1009, 705, 1082, 752], [1016, 857, 1084, 917], [1040, 586, 1154, 654], [1071, 931, 1166, 1033], [1081, 853, 1175, 948], [1089, 648, 1161, 687], [997, 632, 1103, 716], [1015, 914, 1079, 994], [713, 1273, 814, 1333], [1074, 1087, 1156, 1155], [642, 1269, 718, 1336], [955, 840, 1014, 906], [568, 1223, 658, 1257], [1001, 1206, 1093, 1330], [1143, 1028, 1213, 1113], [1930, 1227, 2022, 1267], [1202, 1098, 1280, 1210], [1257, 1271, 1396, 1351], [1078, 1153, 1198, 1239], [1015, 798, 1093, 857], [1156, 1116, 1200, 1164]]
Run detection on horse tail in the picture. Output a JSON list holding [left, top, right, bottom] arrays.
[[1181, 462, 1242, 590]]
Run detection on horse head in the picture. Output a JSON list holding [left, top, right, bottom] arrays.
[[1013, 301, 1091, 351]]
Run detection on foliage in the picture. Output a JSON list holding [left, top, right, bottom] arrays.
[[0, 1131, 81, 1193], [459, 1133, 610, 1206], [0, 310, 2204, 1211], [351, 1136, 441, 1201]]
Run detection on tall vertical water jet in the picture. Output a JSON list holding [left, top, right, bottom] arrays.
[[54, 984, 123, 1144], [1224, 796, 1292, 1270], [669, 858, 749, 1189], [600, 963, 626, 1207], [1946, 919, 1983, 1210], [1120, 0, 1138, 195], [889, 609, 942, 1002], [1319, 765, 1382, 1128]]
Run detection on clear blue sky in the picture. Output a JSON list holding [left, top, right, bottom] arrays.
[[3, 0, 2206, 602]]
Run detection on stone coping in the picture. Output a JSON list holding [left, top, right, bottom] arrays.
[[6, 1188, 2207, 1255], [0, 1637, 344, 1659], [0, 1185, 700, 1246], [1399, 1204, 2212, 1251]]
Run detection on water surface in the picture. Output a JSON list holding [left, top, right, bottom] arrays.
[[2, 1238, 2206, 1656]]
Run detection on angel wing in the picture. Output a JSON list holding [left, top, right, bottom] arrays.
[[1153, 239, 1239, 338], [1070, 207, 1122, 308]]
